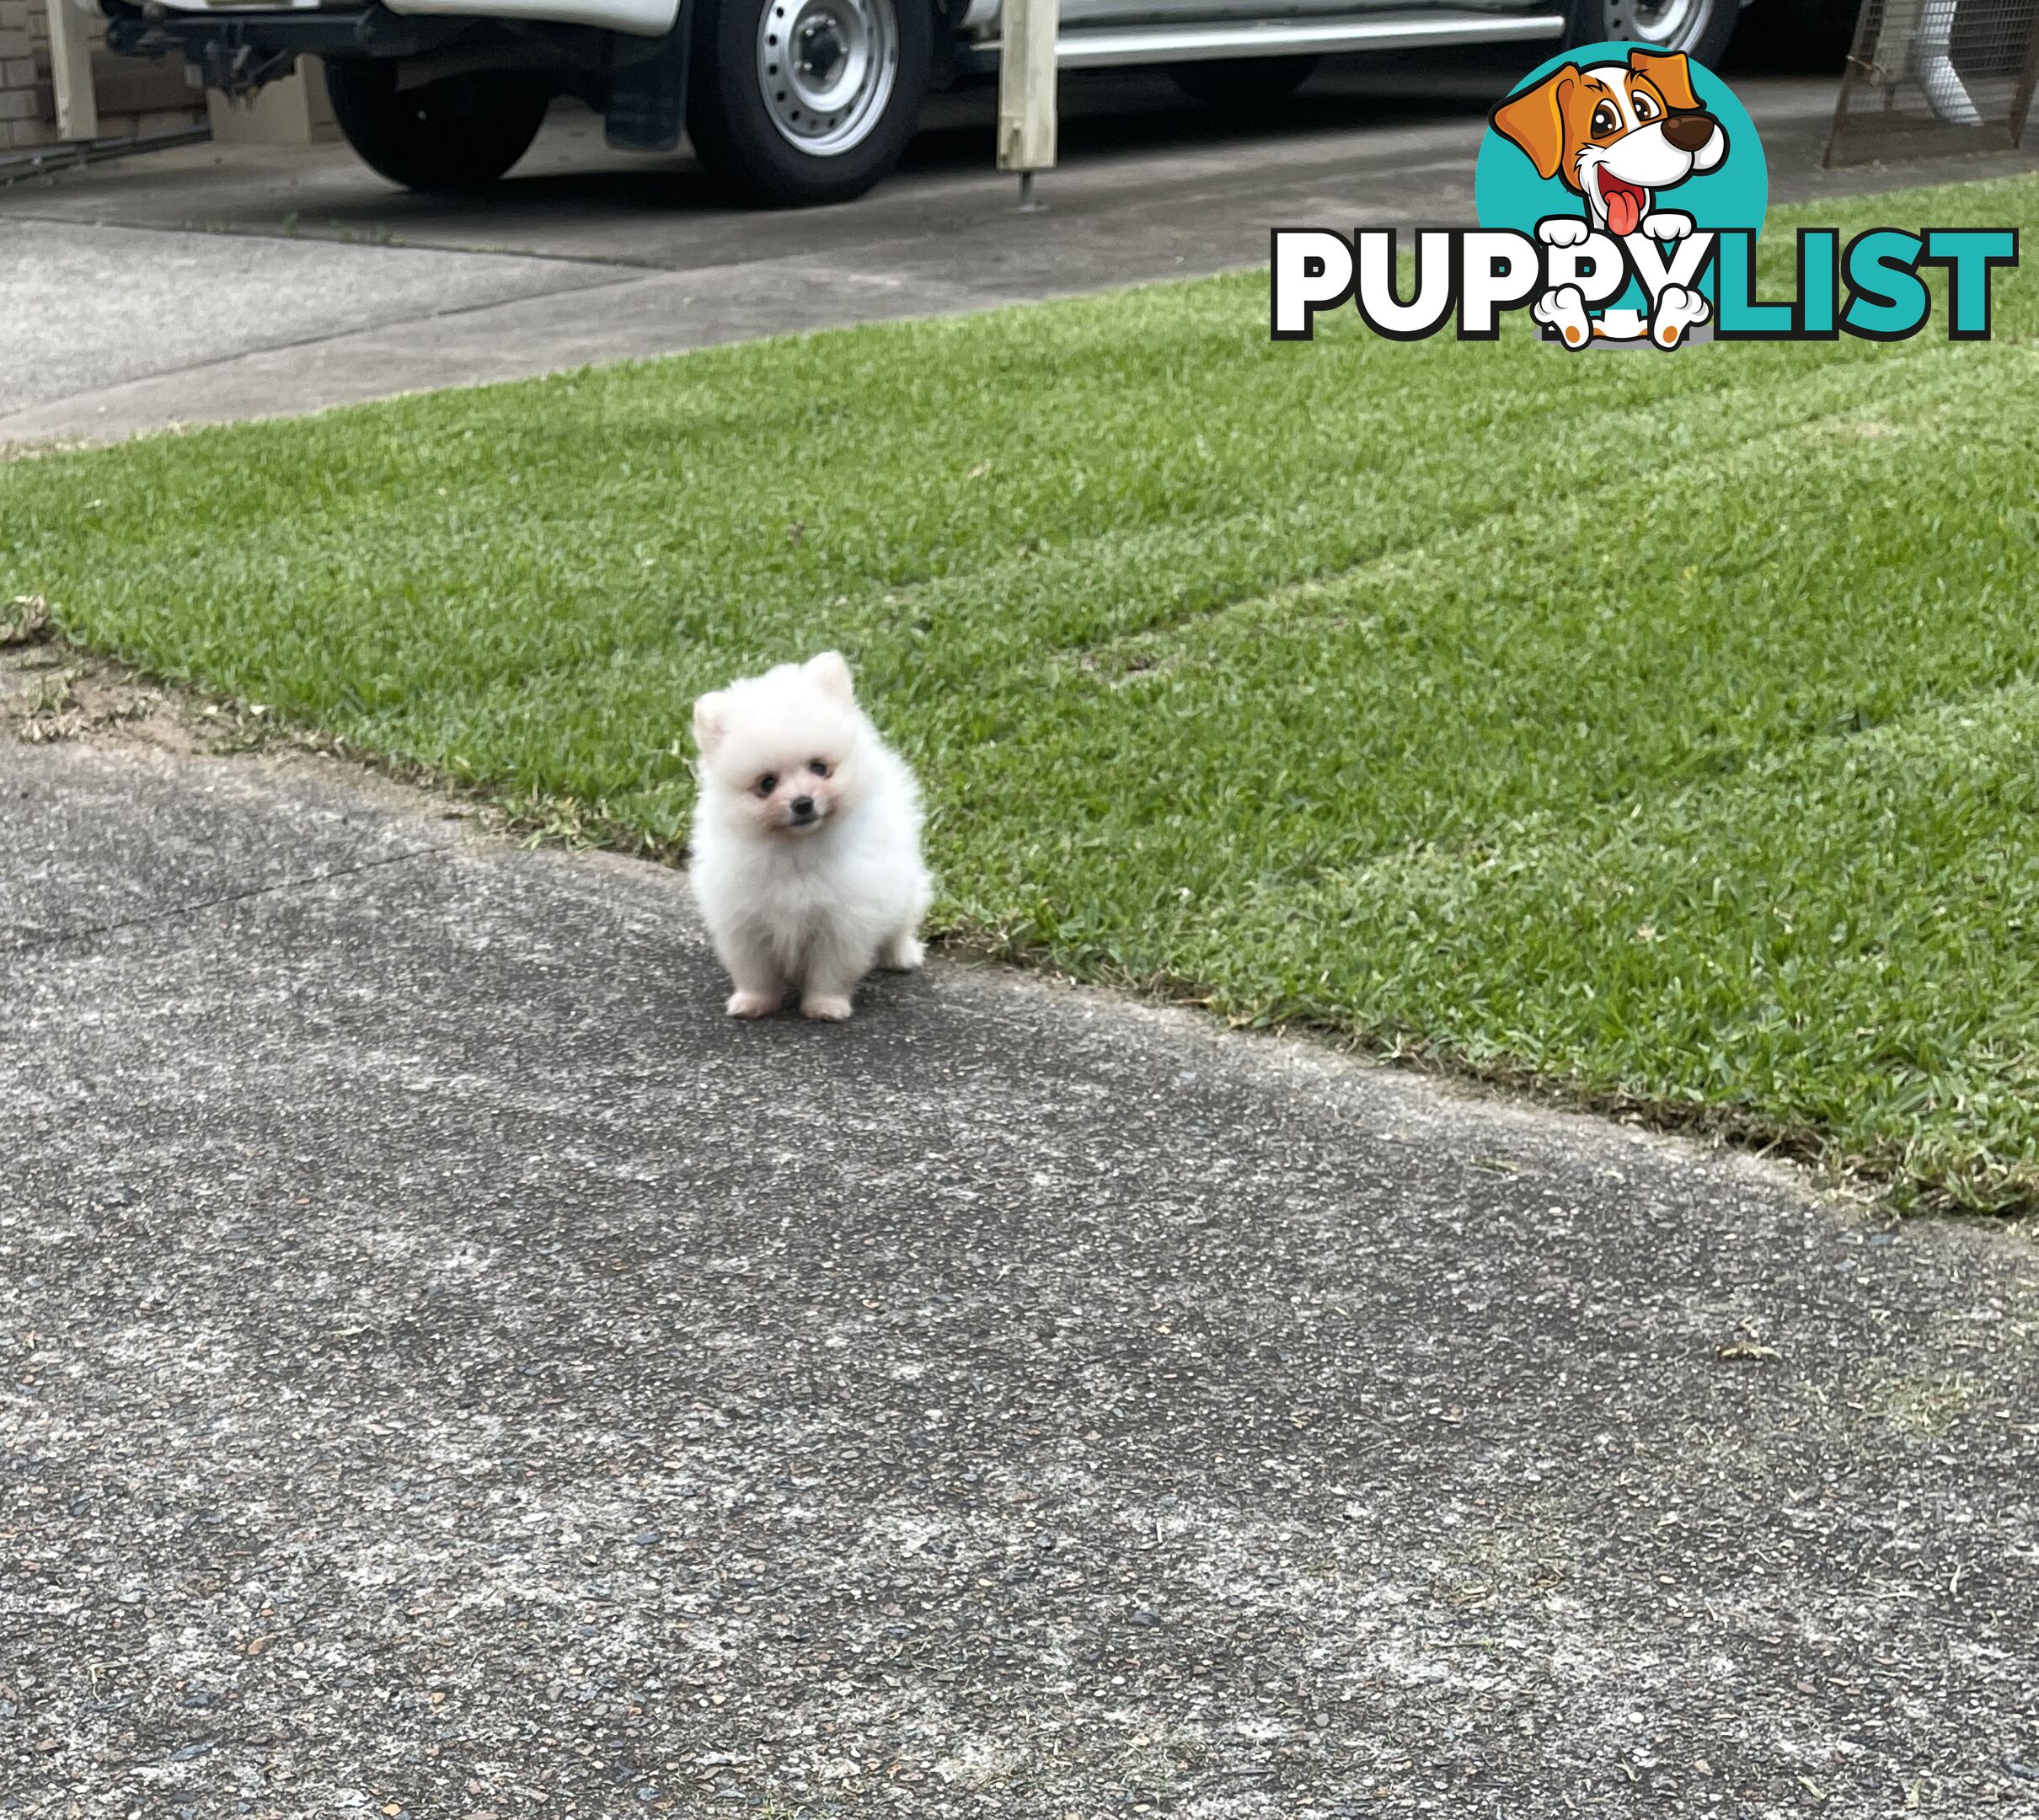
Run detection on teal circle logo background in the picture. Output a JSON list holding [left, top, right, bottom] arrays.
[[1474, 42, 1769, 304]]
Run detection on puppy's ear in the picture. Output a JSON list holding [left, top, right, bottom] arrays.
[[1490, 67, 1576, 184], [1630, 48, 1700, 112], [805, 650, 855, 703], [693, 690, 728, 755]]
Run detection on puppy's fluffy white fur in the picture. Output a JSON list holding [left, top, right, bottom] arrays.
[[689, 651, 931, 1021]]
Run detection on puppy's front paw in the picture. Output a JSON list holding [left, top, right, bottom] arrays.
[[800, 993, 854, 1022], [1536, 215, 1589, 249], [1640, 211, 1694, 241], [881, 933, 925, 972], [726, 988, 780, 1018]]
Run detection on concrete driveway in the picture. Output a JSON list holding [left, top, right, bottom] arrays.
[[5, 657, 2039, 1817], [4, 55, 2036, 447]]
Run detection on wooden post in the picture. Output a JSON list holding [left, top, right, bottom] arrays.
[[995, 0, 1056, 207], [45, 0, 99, 143]]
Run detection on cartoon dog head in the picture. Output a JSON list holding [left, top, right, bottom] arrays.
[[1490, 50, 1728, 238]]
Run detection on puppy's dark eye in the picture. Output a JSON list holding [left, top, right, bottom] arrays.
[[1592, 101, 1619, 136], [1633, 91, 1658, 120], [808, 758, 832, 778], [757, 773, 779, 796]]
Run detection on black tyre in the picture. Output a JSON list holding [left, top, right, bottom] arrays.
[[688, 0, 931, 206], [324, 62, 554, 193], [1566, 0, 1740, 64], [1726, 0, 1858, 72], [1169, 55, 1319, 110]]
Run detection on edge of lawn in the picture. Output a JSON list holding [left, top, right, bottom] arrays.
[[5, 612, 1999, 1223], [9, 175, 2039, 1222]]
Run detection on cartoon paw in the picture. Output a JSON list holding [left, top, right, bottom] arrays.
[[1651, 284, 1710, 350], [1536, 216, 1590, 249], [1532, 284, 1593, 351], [1640, 211, 1694, 241]]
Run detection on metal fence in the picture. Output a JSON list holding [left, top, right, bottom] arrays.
[[1824, 0, 2039, 161]]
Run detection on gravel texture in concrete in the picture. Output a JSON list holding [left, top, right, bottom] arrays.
[[3, 663, 2037, 1817], [0, 217, 625, 423]]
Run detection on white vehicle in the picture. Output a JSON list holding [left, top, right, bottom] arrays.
[[102, 0, 1743, 206]]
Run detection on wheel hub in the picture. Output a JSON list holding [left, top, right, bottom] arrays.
[[1599, 0, 1705, 51], [757, 0, 900, 157], [798, 20, 844, 81]]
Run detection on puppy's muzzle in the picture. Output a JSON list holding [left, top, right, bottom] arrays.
[[787, 795, 820, 828], [1662, 110, 1717, 153]]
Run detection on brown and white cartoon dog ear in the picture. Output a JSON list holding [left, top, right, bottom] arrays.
[[1629, 48, 1701, 112], [1490, 66, 1576, 183], [805, 650, 856, 703], [693, 689, 728, 755]]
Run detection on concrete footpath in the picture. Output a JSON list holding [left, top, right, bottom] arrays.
[[4, 655, 2038, 1817]]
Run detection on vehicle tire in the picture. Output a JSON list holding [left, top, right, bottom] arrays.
[[688, 0, 931, 206], [1726, 0, 1856, 72], [1169, 55, 1319, 110], [1566, 0, 1740, 65], [324, 62, 554, 193]]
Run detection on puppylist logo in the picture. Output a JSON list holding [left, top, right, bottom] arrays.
[[1271, 46, 2018, 348]]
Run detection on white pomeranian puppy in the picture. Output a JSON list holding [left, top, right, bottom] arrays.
[[688, 650, 932, 1021]]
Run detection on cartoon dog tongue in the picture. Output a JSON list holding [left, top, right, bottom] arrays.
[[1603, 177, 1646, 238]]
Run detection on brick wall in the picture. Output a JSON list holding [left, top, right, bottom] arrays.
[[0, 0, 205, 155]]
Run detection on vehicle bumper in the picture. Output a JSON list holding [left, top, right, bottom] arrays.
[[103, 0, 463, 74]]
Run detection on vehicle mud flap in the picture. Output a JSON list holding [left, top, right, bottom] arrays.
[[605, 6, 689, 151]]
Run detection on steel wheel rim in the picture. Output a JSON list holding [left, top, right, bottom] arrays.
[[757, 0, 898, 156], [1599, 0, 1706, 50]]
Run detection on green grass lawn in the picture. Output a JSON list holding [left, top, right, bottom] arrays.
[[7, 174, 2039, 1210]]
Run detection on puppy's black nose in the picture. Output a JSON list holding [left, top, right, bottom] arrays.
[[791, 795, 815, 816], [1662, 110, 1716, 153]]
